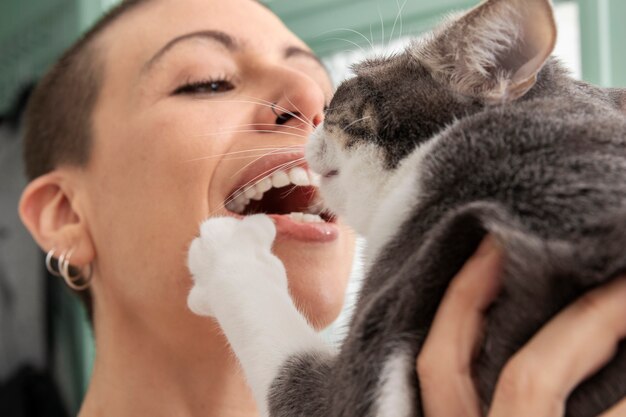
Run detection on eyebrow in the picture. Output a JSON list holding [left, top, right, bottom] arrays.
[[143, 30, 237, 72], [142, 29, 327, 74], [284, 45, 326, 69]]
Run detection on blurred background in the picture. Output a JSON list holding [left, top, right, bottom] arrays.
[[0, 0, 624, 416]]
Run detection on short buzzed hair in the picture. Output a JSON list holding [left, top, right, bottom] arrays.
[[23, 0, 153, 316], [23, 0, 152, 181]]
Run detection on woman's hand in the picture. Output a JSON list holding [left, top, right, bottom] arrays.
[[417, 236, 626, 417]]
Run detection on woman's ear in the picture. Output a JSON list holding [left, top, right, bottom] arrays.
[[19, 170, 95, 267]]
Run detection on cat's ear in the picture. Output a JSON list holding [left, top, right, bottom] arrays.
[[413, 0, 556, 104]]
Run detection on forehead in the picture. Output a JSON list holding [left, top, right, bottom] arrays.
[[96, 0, 307, 77]]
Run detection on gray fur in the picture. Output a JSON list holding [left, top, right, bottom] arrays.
[[268, 0, 626, 416]]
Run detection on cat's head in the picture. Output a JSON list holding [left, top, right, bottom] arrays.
[[307, 0, 558, 234]]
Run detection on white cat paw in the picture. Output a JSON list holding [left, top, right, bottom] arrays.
[[186, 214, 287, 317]]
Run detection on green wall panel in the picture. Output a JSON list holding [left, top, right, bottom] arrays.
[[267, 0, 476, 57], [578, 0, 626, 87], [0, 0, 114, 114], [0, 0, 78, 114]]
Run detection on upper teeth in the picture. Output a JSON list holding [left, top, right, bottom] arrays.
[[225, 166, 321, 214]]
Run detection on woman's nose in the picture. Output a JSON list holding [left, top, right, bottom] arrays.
[[257, 67, 326, 133]]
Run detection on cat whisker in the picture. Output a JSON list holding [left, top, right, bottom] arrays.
[[192, 129, 309, 140], [222, 123, 311, 135], [183, 147, 306, 164], [302, 194, 340, 220], [389, 0, 408, 47], [219, 153, 302, 162], [325, 101, 352, 113], [378, 4, 385, 48], [343, 116, 371, 132], [315, 28, 374, 51], [215, 158, 300, 216], [239, 95, 316, 129], [232, 152, 304, 183], [325, 37, 367, 55], [284, 94, 315, 128], [237, 154, 304, 193], [223, 158, 305, 212], [201, 98, 316, 130], [220, 149, 307, 162], [399, 0, 407, 41]]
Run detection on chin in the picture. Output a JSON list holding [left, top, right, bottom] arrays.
[[273, 230, 353, 330]]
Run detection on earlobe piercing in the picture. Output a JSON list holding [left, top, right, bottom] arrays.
[[46, 248, 93, 291], [45, 248, 62, 277]]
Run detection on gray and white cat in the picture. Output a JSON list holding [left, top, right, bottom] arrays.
[[187, 0, 626, 416]]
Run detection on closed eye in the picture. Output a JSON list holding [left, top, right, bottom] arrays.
[[172, 78, 235, 95]]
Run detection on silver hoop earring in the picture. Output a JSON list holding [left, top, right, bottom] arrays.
[[45, 249, 62, 277], [58, 249, 93, 291]]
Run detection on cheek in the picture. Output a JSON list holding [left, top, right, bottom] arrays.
[[86, 110, 232, 311]]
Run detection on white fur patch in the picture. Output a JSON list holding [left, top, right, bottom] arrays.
[[187, 215, 333, 417], [365, 135, 439, 263], [308, 126, 393, 235], [374, 349, 416, 417], [342, 143, 390, 234], [308, 120, 444, 265]]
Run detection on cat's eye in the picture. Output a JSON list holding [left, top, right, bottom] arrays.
[[172, 78, 235, 96]]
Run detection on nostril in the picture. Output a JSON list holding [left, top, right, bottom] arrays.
[[275, 112, 293, 125], [272, 102, 296, 125]]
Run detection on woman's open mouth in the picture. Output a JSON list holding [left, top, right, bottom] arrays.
[[223, 154, 339, 243]]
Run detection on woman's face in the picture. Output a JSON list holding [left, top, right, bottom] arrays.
[[80, 0, 355, 346]]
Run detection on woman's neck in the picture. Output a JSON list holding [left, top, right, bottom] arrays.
[[78, 311, 259, 417]]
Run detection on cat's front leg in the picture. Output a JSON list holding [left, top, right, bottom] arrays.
[[187, 214, 332, 417]]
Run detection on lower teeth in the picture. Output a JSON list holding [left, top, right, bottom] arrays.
[[223, 203, 325, 223], [289, 212, 324, 223]]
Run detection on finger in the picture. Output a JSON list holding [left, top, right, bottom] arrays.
[[488, 277, 626, 417], [599, 396, 626, 417], [419, 236, 504, 417]]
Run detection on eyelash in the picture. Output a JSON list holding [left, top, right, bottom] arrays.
[[172, 76, 236, 96]]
